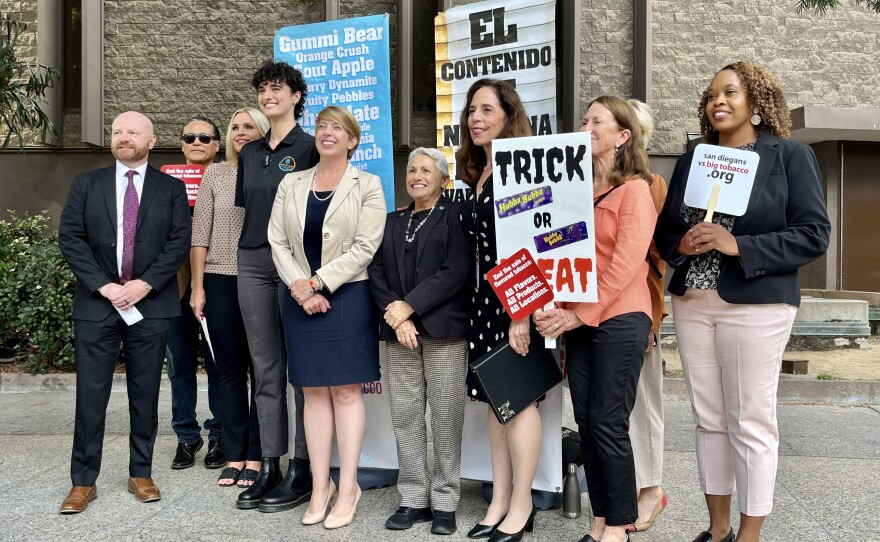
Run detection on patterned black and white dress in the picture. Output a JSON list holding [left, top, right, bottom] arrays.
[[462, 177, 510, 402]]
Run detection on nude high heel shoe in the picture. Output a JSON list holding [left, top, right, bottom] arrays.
[[301, 479, 336, 525], [323, 484, 362, 529]]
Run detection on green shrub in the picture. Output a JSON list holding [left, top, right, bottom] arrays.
[[0, 211, 74, 373]]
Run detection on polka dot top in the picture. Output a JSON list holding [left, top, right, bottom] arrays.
[[462, 177, 510, 364], [192, 163, 245, 276]]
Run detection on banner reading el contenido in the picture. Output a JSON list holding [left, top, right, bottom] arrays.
[[275, 14, 395, 212], [435, 0, 558, 201]]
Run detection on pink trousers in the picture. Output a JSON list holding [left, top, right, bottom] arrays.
[[672, 289, 797, 516]]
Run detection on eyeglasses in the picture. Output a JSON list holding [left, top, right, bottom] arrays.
[[181, 133, 217, 144]]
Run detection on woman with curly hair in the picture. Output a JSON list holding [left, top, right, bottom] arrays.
[[655, 62, 830, 542]]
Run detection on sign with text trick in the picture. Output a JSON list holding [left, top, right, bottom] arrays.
[[492, 132, 596, 303]]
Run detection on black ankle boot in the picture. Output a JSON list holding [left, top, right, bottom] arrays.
[[236, 457, 282, 510], [257, 457, 312, 513]]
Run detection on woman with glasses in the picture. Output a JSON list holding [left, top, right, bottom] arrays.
[[191, 107, 270, 488]]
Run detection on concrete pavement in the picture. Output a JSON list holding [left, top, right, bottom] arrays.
[[1, 382, 879, 541]]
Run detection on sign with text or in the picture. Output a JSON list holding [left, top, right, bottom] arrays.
[[684, 143, 759, 217], [488, 248, 554, 321], [493, 132, 596, 303], [435, 0, 557, 202], [161, 164, 204, 206], [275, 15, 395, 211]]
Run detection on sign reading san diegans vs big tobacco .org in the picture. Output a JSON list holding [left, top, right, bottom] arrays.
[[435, 0, 558, 201], [275, 14, 395, 212]]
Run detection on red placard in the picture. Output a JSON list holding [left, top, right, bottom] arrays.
[[488, 248, 554, 322], [161, 164, 205, 206]]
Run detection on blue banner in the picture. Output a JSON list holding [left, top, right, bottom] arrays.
[[275, 14, 395, 211]]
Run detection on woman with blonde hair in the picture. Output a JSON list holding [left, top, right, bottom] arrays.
[[269, 105, 386, 529], [535, 95, 656, 542], [190, 107, 270, 487], [622, 99, 669, 534]]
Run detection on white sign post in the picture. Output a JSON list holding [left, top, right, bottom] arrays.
[[684, 143, 760, 219]]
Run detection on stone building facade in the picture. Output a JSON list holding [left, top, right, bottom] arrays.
[[3, 0, 879, 151], [2, 0, 879, 289]]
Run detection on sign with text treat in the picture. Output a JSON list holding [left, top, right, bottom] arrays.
[[492, 132, 596, 303]]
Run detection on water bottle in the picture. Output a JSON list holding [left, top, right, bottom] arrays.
[[561, 462, 581, 519]]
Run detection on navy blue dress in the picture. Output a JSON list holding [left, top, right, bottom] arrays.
[[282, 190, 380, 387]]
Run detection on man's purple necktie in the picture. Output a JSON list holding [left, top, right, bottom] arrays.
[[120, 170, 138, 283]]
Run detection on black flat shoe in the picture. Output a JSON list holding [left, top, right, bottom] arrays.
[[236, 457, 282, 510], [204, 438, 227, 469], [385, 506, 434, 530], [691, 529, 735, 542], [468, 518, 503, 539], [431, 510, 457, 535], [171, 437, 203, 469], [487, 505, 536, 542], [257, 457, 312, 513]]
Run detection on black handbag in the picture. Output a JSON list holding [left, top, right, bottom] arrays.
[[469, 328, 563, 425]]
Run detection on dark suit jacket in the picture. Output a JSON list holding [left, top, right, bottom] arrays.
[[654, 132, 830, 307], [59, 164, 192, 321], [368, 197, 473, 341]]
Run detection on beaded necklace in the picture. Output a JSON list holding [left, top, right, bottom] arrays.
[[405, 205, 436, 243]]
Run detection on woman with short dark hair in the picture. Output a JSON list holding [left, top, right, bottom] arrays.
[[369, 147, 472, 536]]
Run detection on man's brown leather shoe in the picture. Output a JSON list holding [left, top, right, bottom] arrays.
[[60, 485, 97, 514], [127, 477, 161, 503]]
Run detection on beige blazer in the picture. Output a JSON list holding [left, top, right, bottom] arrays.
[[268, 163, 386, 293]]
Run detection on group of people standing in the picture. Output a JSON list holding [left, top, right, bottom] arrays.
[[58, 57, 829, 542]]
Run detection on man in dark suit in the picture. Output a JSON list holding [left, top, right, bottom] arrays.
[[58, 111, 191, 513]]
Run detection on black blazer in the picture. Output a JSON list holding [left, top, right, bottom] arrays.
[[59, 164, 192, 321], [655, 132, 830, 307], [368, 197, 473, 341]]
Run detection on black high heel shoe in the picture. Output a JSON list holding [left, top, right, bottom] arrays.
[[487, 505, 537, 542], [468, 516, 505, 539]]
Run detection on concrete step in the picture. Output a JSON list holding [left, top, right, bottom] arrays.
[[660, 294, 872, 342]]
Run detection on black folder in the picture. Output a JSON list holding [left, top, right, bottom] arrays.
[[469, 329, 563, 425]]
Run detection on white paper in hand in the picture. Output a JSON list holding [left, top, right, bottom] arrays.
[[684, 144, 760, 217], [116, 306, 144, 326], [200, 317, 215, 360]]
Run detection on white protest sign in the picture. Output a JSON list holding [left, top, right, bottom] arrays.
[[684, 143, 760, 217], [492, 132, 596, 303]]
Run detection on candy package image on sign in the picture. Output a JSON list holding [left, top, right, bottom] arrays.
[[492, 132, 597, 303], [275, 14, 395, 211]]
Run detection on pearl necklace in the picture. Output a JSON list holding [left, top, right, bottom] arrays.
[[311, 167, 337, 202], [405, 205, 437, 243]]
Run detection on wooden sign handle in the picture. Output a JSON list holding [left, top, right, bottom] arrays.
[[703, 184, 721, 223]]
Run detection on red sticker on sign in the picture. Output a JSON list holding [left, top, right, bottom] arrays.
[[488, 248, 555, 321], [161, 164, 205, 206]]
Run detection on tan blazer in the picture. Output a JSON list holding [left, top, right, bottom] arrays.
[[268, 163, 386, 293]]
